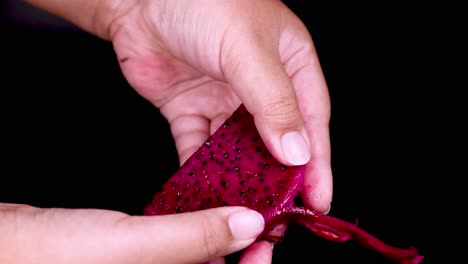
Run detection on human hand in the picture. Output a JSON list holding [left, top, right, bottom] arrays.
[[111, 0, 333, 212], [0, 203, 266, 264], [22, 0, 333, 262], [109, 1, 332, 261]]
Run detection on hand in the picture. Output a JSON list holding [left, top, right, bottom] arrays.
[[112, 0, 332, 211], [20, 0, 333, 262], [109, 1, 332, 262], [0, 203, 266, 264]]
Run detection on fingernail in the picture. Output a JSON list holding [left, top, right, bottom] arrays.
[[281, 131, 310, 165], [229, 210, 265, 240], [323, 204, 331, 215]]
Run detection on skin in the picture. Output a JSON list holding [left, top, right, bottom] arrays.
[[2, 0, 333, 263]]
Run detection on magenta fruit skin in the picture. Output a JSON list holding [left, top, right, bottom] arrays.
[[144, 104, 424, 264]]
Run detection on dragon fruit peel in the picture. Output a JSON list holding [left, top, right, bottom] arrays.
[[144, 104, 423, 264]]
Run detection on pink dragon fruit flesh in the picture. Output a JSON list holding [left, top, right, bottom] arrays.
[[144, 104, 424, 264]]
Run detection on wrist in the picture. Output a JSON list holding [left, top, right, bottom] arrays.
[[24, 0, 132, 40]]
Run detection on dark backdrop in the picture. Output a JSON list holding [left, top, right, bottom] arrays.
[[1, 1, 464, 263]]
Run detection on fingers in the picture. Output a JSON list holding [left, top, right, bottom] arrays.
[[287, 52, 333, 213], [2, 204, 264, 264], [239, 241, 273, 264], [220, 15, 333, 211], [119, 206, 265, 264], [222, 39, 311, 167], [169, 114, 210, 165]]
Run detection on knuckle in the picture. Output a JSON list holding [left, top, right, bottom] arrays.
[[199, 214, 226, 260], [262, 99, 301, 131]]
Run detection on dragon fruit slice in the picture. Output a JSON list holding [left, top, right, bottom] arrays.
[[144, 104, 423, 264]]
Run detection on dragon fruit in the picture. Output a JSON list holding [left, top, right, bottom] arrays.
[[144, 104, 423, 264]]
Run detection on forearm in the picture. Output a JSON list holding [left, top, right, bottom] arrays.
[[24, 0, 127, 40]]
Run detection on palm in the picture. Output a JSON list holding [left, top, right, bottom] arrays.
[[109, 1, 317, 166], [111, 17, 242, 164]]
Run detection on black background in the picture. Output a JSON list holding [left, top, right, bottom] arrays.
[[1, 1, 465, 263]]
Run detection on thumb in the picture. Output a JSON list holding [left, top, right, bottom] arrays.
[[223, 41, 310, 166], [126, 206, 265, 263], [1, 204, 264, 264]]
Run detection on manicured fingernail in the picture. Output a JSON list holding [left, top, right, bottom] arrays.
[[229, 210, 265, 240], [281, 131, 310, 165]]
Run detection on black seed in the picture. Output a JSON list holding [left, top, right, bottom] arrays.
[[248, 199, 254, 205], [256, 147, 261, 153], [239, 180, 246, 186], [197, 188, 203, 193], [226, 168, 232, 173], [240, 191, 246, 197], [268, 200, 276, 206], [220, 180, 229, 188], [175, 206, 183, 213], [188, 172, 195, 177], [236, 139, 242, 144], [195, 180, 200, 185], [259, 178, 265, 184], [159, 199, 164, 205], [219, 162, 224, 167], [198, 205, 204, 210], [248, 187, 254, 193], [207, 197, 212, 202], [281, 165, 286, 170], [235, 148, 241, 153], [235, 156, 241, 161], [224, 121, 230, 128], [251, 137, 258, 142], [202, 161, 207, 167], [224, 153, 229, 158], [264, 186, 270, 191], [222, 202, 228, 206], [183, 187, 188, 191], [216, 195, 222, 201], [257, 198, 263, 203], [184, 197, 190, 203], [264, 164, 269, 168], [221, 133, 226, 139], [234, 166, 239, 171], [218, 143, 222, 147], [196, 154, 201, 159]]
